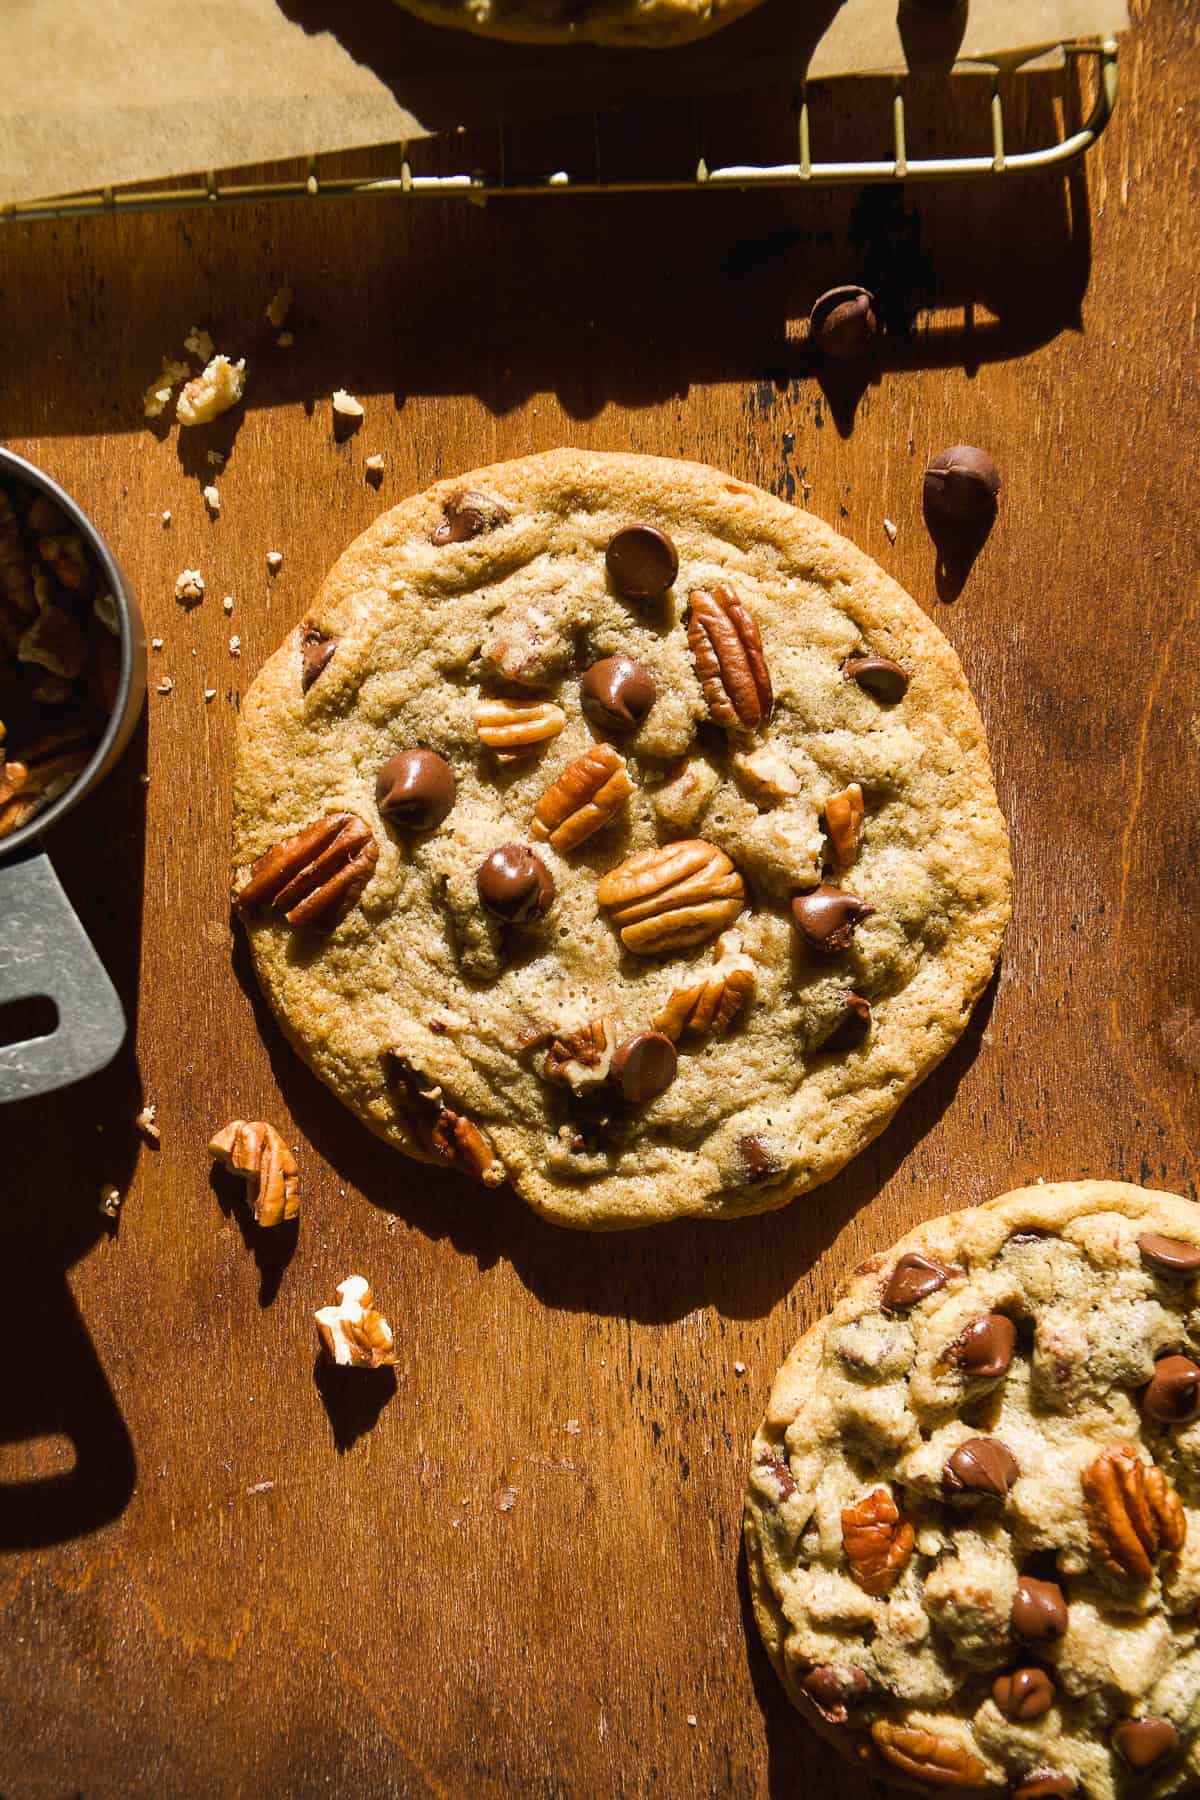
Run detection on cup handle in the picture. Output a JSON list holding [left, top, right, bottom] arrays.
[[0, 851, 126, 1101]]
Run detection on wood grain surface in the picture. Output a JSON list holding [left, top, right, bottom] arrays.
[[2, 3, 1197, 1793]]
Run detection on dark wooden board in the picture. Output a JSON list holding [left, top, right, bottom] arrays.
[[1, 3, 1197, 1792]]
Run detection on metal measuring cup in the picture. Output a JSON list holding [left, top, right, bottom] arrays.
[[0, 448, 147, 1101]]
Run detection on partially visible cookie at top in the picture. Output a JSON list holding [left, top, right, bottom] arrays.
[[390, 0, 761, 49], [231, 448, 1010, 1229], [745, 1181, 1200, 1797]]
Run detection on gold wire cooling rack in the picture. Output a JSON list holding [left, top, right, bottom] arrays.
[[2, 38, 1116, 220]]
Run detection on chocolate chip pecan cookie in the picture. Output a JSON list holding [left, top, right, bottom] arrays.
[[745, 1181, 1200, 1796], [232, 449, 1009, 1229], [390, 0, 759, 50]]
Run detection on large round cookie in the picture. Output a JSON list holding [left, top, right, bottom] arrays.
[[745, 1181, 1200, 1796], [391, 0, 760, 50], [232, 449, 1009, 1230]]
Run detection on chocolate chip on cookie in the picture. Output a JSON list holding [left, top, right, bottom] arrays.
[[955, 1313, 1017, 1378], [1112, 1717, 1180, 1771], [1142, 1353, 1200, 1423], [809, 286, 878, 360], [842, 653, 909, 704], [605, 525, 678, 602], [477, 844, 555, 922], [791, 885, 873, 955], [432, 488, 509, 545], [819, 992, 872, 1053], [882, 1252, 948, 1310], [992, 1668, 1054, 1722], [923, 446, 1001, 526], [1011, 1576, 1068, 1642], [610, 1031, 677, 1102], [944, 1437, 1019, 1498], [1138, 1231, 1200, 1275], [580, 654, 656, 734], [376, 749, 456, 830]]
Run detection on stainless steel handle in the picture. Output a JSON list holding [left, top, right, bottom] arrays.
[[0, 851, 126, 1101]]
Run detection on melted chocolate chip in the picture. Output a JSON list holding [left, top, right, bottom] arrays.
[[923, 446, 1001, 525], [809, 286, 878, 360], [580, 654, 656, 734], [605, 525, 678, 602], [1013, 1775, 1076, 1800], [611, 1031, 677, 1103], [1112, 1717, 1180, 1772], [476, 844, 555, 923], [299, 624, 337, 693], [800, 1664, 869, 1725], [882, 1252, 949, 1310], [738, 1134, 782, 1185], [956, 1313, 1017, 1379], [944, 1437, 1019, 1499], [756, 1448, 796, 1501], [375, 749, 456, 831], [791, 885, 874, 956], [432, 489, 506, 546], [842, 654, 909, 704], [992, 1668, 1054, 1722], [1011, 1576, 1068, 1643], [1138, 1231, 1200, 1275], [820, 992, 871, 1053], [1142, 1353, 1200, 1424]]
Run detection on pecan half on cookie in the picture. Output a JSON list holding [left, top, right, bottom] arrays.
[[686, 583, 772, 730], [1082, 1444, 1186, 1582], [235, 813, 378, 929], [531, 743, 633, 852], [596, 839, 744, 955]]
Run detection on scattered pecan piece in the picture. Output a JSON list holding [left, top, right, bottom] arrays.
[[299, 623, 338, 693], [596, 839, 745, 955], [0, 730, 94, 837], [869, 1722, 987, 1789], [314, 1276, 397, 1369], [686, 582, 772, 730], [1082, 1444, 1186, 1583], [236, 812, 379, 930], [36, 532, 93, 595], [653, 966, 754, 1041], [428, 1107, 504, 1187], [18, 605, 88, 679], [755, 1448, 797, 1501], [531, 743, 633, 852], [841, 1487, 915, 1595], [476, 696, 566, 763], [208, 1119, 299, 1227], [0, 488, 35, 618], [542, 1020, 613, 1092], [824, 783, 865, 868]]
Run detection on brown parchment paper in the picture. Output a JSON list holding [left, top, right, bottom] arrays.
[[0, 0, 1126, 208]]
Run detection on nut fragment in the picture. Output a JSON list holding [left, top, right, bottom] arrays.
[[869, 1722, 987, 1789], [314, 1276, 397, 1369], [653, 935, 755, 1041], [385, 1056, 505, 1188], [476, 696, 566, 762], [686, 582, 772, 730], [799, 1665, 869, 1725], [175, 568, 205, 608], [542, 1020, 613, 1091], [597, 839, 744, 955], [824, 783, 865, 868], [1082, 1444, 1186, 1583], [236, 812, 379, 930], [841, 1487, 915, 1595], [209, 1120, 299, 1227], [531, 743, 633, 852]]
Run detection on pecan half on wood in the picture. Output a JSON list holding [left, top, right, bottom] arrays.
[[475, 696, 566, 763], [1082, 1444, 1186, 1583], [869, 1722, 987, 1789], [653, 966, 754, 1040], [842, 1487, 915, 1595], [596, 839, 745, 955], [686, 582, 773, 730], [209, 1119, 300, 1227], [236, 813, 378, 930], [824, 782, 865, 868], [531, 743, 633, 852]]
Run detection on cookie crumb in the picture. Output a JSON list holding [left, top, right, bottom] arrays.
[[247, 1480, 275, 1496], [99, 1182, 121, 1217], [229, 635, 241, 656], [266, 551, 283, 573], [494, 1484, 518, 1513], [734, 1361, 746, 1375], [206, 449, 225, 469], [177, 354, 246, 428], [161, 510, 172, 526], [883, 518, 898, 543], [204, 688, 217, 702], [686, 1715, 698, 1729], [184, 324, 215, 364], [222, 595, 234, 614], [265, 286, 293, 329], [332, 389, 364, 421], [564, 1418, 582, 1435], [365, 454, 385, 484], [174, 569, 204, 607], [151, 636, 164, 650], [134, 1103, 160, 1144], [203, 484, 220, 516], [156, 677, 174, 694], [276, 332, 294, 350], [142, 357, 190, 420]]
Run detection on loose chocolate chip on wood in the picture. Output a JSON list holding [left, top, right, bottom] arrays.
[[792, 885, 874, 955], [956, 1313, 1017, 1378], [809, 286, 878, 360], [992, 1668, 1054, 1722], [610, 1031, 677, 1103], [923, 446, 1001, 525], [1011, 1577, 1068, 1642], [882, 1252, 948, 1310], [476, 844, 555, 923], [842, 654, 909, 703], [376, 749, 456, 831], [605, 525, 678, 602], [1138, 1231, 1200, 1275], [580, 654, 656, 734], [820, 992, 871, 1053], [944, 1436, 1019, 1498], [1142, 1353, 1200, 1423], [1112, 1718, 1180, 1772]]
